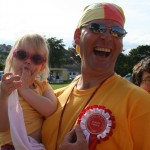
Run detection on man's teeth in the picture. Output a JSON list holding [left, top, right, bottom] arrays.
[[95, 48, 110, 52]]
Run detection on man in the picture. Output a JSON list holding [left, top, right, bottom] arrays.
[[42, 2, 150, 150]]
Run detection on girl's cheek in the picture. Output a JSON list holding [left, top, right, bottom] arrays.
[[31, 67, 41, 75]]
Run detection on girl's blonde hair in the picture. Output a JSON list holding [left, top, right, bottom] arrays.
[[4, 34, 49, 81]]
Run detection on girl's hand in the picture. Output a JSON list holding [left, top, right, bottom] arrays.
[[19, 67, 37, 90], [0, 73, 22, 99]]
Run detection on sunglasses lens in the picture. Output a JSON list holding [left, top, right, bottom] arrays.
[[16, 50, 28, 60], [111, 27, 127, 37], [88, 23, 127, 38], [90, 23, 106, 33], [32, 54, 45, 65], [14, 49, 45, 65]]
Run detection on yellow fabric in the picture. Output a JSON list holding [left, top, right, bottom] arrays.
[[42, 74, 150, 150], [77, 2, 125, 28], [0, 80, 51, 146], [77, 7, 104, 28]]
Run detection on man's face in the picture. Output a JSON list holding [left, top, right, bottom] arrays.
[[79, 19, 124, 74]]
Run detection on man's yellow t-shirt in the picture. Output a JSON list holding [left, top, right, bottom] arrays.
[[42, 74, 150, 150]]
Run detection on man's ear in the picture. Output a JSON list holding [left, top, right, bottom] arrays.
[[74, 28, 81, 45]]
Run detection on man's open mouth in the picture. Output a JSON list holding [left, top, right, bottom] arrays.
[[94, 48, 111, 57]]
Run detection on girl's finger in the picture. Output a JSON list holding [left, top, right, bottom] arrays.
[[2, 73, 13, 81]]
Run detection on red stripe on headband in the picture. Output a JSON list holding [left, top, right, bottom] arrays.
[[103, 3, 124, 27]]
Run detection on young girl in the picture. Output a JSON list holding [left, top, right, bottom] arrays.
[[0, 34, 57, 149]]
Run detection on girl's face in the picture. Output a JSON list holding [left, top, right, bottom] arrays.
[[12, 45, 46, 78], [140, 72, 150, 93]]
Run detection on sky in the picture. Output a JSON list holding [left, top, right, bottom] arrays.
[[0, 0, 150, 54]]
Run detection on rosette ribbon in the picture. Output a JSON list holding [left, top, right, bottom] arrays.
[[77, 105, 115, 150]]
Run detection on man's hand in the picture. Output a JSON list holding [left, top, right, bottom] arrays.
[[59, 125, 88, 150]]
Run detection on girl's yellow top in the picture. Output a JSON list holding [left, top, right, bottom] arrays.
[[0, 80, 50, 146]]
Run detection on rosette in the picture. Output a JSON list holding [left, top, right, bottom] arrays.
[[77, 105, 115, 150]]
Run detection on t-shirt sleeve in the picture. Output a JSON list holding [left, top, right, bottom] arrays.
[[41, 81, 52, 93]]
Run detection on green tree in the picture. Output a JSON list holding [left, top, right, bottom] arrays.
[[115, 45, 150, 76], [47, 37, 66, 68], [0, 63, 4, 70], [0, 44, 11, 70], [115, 53, 129, 76], [64, 47, 81, 65], [128, 45, 150, 73], [46, 37, 81, 68]]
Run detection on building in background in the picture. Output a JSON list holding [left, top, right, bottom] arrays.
[[49, 64, 81, 83]]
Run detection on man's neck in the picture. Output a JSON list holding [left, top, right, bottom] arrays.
[[77, 72, 114, 90]]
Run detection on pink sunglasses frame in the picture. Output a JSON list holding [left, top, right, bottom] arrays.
[[13, 49, 46, 65]]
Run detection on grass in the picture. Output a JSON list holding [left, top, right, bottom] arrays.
[[50, 81, 71, 90]]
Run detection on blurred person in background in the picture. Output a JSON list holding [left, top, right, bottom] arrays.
[[131, 56, 150, 94]]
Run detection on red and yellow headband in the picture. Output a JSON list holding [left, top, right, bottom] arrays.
[[75, 2, 125, 56], [77, 2, 125, 28]]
